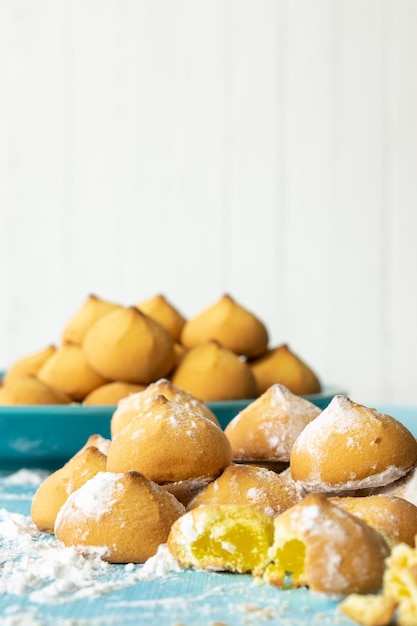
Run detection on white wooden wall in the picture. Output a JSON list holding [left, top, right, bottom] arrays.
[[1, 0, 417, 406]]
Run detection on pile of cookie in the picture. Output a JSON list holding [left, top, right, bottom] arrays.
[[0, 293, 320, 404], [30, 378, 417, 626]]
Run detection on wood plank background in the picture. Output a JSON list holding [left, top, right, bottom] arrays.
[[1, 0, 416, 406]]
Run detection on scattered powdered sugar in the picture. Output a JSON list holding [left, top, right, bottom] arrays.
[[245, 487, 275, 517], [137, 544, 183, 579], [0, 508, 40, 544], [0, 508, 111, 602], [0, 507, 183, 606]]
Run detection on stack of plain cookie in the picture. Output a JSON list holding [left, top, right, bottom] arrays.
[[1, 292, 322, 404]]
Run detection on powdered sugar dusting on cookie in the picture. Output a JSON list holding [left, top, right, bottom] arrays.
[[55, 471, 124, 530], [226, 384, 321, 462]]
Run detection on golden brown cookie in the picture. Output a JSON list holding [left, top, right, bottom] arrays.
[[83, 306, 176, 384], [250, 343, 321, 396], [224, 384, 321, 463], [110, 378, 219, 438], [187, 463, 303, 517], [330, 494, 417, 548], [171, 340, 258, 402], [3, 345, 57, 383], [107, 394, 232, 484], [0, 374, 71, 405], [62, 294, 121, 346], [180, 294, 269, 358], [31, 445, 107, 533], [290, 395, 417, 493], [136, 294, 186, 342], [37, 343, 108, 402], [83, 381, 146, 405], [55, 470, 185, 563]]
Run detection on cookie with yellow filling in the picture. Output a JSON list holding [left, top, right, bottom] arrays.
[[224, 384, 321, 464], [180, 294, 269, 358], [31, 444, 107, 533], [187, 463, 303, 517], [250, 343, 321, 396], [264, 492, 390, 595], [110, 378, 219, 438], [0, 374, 71, 405], [167, 504, 274, 574], [171, 340, 258, 402], [136, 294, 186, 342], [37, 343, 108, 402], [290, 395, 417, 493], [83, 306, 176, 384], [55, 470, 185, 563]]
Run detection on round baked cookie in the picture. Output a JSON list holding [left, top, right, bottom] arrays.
[[3, 344, 56, 383], [107, 394, 232, 484], [83, 381, 146, 406], [31, 445, 107, 533], [136, 294, 186, 342], [265, 492, 390, 595], [0, 374, 71, 405], [170, 340, 258, 402], [61, 294, 121, 346], [224, 384, 321, 463], [187, 463, 303, 517], [55, 470, 185, 563], [83, 306, 176, 384], [167, 504, 274, 574], [110, 378, 219, 438], [38, 342, 109, 402], [330, 494, 417, 548], [180, 294, 269, 359], [250, 343, 321, 396], [290, 395, 417, 493]]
